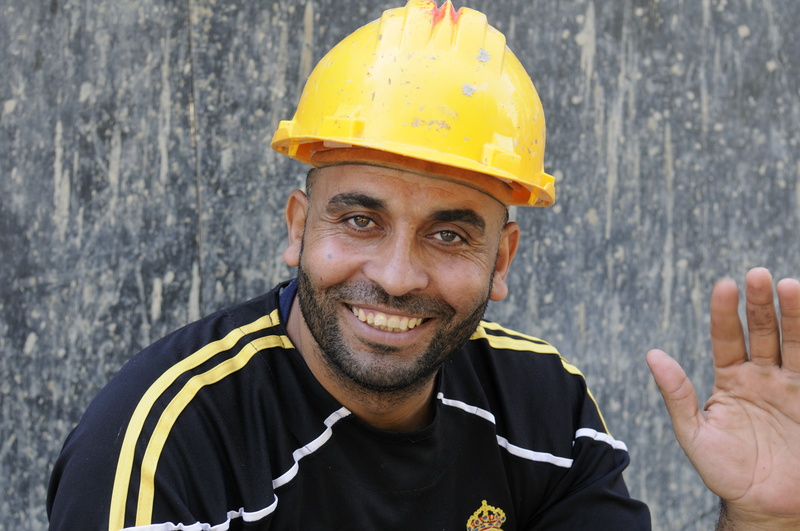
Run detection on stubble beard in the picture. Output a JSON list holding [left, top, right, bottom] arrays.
[[296, 262, 491, 399]]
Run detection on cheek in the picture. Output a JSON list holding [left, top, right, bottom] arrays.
[[301, 236, 364, 284], [312, 238, 355, 263], [430, 255, 496, 305]]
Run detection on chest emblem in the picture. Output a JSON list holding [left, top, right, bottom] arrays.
[[466, 499, 507, 531]]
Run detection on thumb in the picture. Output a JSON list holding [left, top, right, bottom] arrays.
[[646, 349, 702, 447]]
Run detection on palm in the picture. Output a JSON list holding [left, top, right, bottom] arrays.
[[648, 268, 800, 521], [686, 363, 800, 513]]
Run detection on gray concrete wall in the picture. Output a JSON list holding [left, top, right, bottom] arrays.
[[1, 0, 797, 529]]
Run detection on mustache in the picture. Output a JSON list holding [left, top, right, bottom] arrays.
[[326, 280, 456, 319]]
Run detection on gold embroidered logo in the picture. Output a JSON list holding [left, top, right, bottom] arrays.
[[466, 499, 507, 531]]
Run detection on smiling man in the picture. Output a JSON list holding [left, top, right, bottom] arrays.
[[48, 1, 800, 530], [285, 162, 518, 430]]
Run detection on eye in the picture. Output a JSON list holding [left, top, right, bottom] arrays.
[[433, 230, 463, 243], [347, 215, 374, 229]]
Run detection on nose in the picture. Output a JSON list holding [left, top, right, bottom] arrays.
[[363, 231, 429, 297]]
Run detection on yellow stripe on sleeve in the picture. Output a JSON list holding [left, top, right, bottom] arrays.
[[471, 322, 561, 356], [108, 310, 281, 531], [135, 334, 293, 526], [471, 321, 612, 435]]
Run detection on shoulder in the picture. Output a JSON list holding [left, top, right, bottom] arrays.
[[58, 282, 294, 451], [462, 320, 585, 383], [48, 282, 297, 528], [117, 285, 289, 383], [443, 320, 607, 437], [91, 283, 295, 438]]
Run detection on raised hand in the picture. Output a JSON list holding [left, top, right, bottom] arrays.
[[647, 267, 800, 529]]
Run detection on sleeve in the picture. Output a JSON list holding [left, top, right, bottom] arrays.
[[47, 307, 279, 531], [526, 371, 652, 530], [47, 363, 145, 531]]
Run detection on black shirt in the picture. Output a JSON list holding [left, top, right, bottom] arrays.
[[48, 280, 651, 530]]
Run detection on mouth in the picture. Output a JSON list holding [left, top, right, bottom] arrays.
[[349, 305, 426, 333]]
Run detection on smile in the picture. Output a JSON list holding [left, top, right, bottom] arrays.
[[350, 305, 424, 333]]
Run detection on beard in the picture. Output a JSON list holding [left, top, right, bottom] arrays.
[[296, 262, 491, 396]]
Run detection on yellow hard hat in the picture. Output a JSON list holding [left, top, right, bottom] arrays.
[[271, 0, 556, 207]]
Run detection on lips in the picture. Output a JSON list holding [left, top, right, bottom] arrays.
[[350, 305, 425, 333]]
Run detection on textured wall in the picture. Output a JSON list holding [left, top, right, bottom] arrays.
[[1, 0, 798, 529]]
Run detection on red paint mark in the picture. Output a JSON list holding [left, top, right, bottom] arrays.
[[433, 1, 460, 25]]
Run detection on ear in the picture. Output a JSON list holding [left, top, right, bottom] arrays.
[[489, 221, 520, 302], [283, 189, 309, 267]]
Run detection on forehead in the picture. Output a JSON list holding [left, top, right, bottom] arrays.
[[309, 164, 508, 221]]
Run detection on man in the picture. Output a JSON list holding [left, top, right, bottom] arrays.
[[48, 1, 800, 529]]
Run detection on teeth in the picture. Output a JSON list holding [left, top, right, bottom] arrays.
[[351, 306, 423, 332]]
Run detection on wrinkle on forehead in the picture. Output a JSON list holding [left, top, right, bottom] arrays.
[[306, 164, 509, 227]]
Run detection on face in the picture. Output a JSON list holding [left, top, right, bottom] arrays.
[[284, 164, 519, 395]]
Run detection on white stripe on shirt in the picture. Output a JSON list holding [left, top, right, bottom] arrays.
[[437, 392, 627, 469], [272, 407, 352, 489], [122, 495, 278, 530]]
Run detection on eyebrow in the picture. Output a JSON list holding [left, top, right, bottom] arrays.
[[326, 193, 487, 232], [327, 193, 386, 211], [430, 209, 486, 231]]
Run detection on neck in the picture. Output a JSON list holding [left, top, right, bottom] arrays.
[[338, 379, 437, 431], [285, 298, 437, 432]]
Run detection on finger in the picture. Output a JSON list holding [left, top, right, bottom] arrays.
[[709, 277, 747, 369], [646, 349, 702, 447], [744, 268, 780, 366], [778, 277, 800, 372]]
